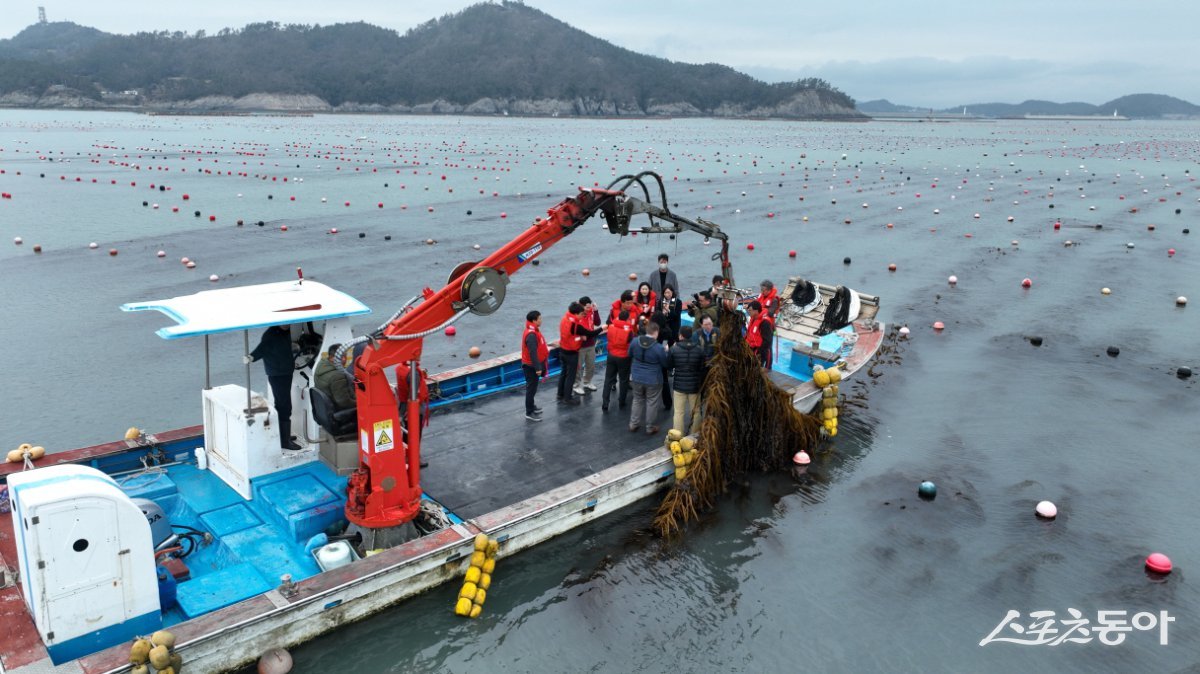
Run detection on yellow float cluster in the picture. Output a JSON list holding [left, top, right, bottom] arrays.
[[813, 365, 843, 437], [5, 443, 45, 463], [666, 430, 698, 481], [129, 630, 181, 674], [454, 533, 500, 618]]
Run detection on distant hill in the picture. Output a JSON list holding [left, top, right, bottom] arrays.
[[860, 93, 1200, 119], [856, 99, 923, 114], [0, 3, 862, 118]]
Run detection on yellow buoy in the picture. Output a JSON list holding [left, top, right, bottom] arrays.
[[469, 604, 482, 618], [455, 597, 472, 615], [829, 427, 838, 437], [675, 467, 687, 480], [125, 427, 142, 441], [168, 653, 183, 672], [148, 645, 171, 670], [474, 588, 487, 605], [813, 368, 831, 388], [473, 533, 489, 552], [669, 441, 682, 455], [666, 429, 683, 442], [679, 437, 695, 451], [131, 665, 149, 674], [822, 408, 837, 420], [672, 454, 686, 468], [129, 638, 152, 665], [479, 572, 492, 589], [483, 558, 495, 574], [459, 582, 478, 600], [29, 446, 45, 460], [486, 539, 499, 557], [828, 367, 842, 383], [465, 567, 481, 584], [6, 449, 23, 463], [822, 397, 837, 409], [822, 386, 836, 398], [470, 551, 486, 568], [150, 630, 176, 650]]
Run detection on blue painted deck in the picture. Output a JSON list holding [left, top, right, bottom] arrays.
[[119, 462, 350, 626]]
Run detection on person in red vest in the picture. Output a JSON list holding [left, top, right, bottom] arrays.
[[521, 310, 549, 421], [574, 296, 603, 395], [745, 300, 775, 369], [634, 282, 657, 325], [753, 279, 780, 318], [608, 289, 635, 323], [601, 309, 635, 411], [558, 302, 600, 405]]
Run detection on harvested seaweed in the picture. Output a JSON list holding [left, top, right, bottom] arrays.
[[654, 308, 823, 536]]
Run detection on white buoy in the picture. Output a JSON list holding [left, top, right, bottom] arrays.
[[1177, 296, 1188, 306], [14, 237, 23, 245], [157, 250, 166, 258], [1126, 242, 1135, 249], [898, 326, 910, 337], [209, 274, 219, 282], [948, 275, 958, 285], [1036, 501, 1057, 519], [89, 242, 98, 249], [1101, 287, 1111, 295], [257, 647, 293, 674], [792, 451, 811, 465]]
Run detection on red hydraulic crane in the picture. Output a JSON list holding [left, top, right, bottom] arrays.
[[340, 171, 732, 540]]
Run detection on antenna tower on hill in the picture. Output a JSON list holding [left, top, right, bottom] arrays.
[[38, 6, 47, 24]]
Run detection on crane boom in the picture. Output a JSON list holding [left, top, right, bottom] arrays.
[[343, 173, 731, 536]]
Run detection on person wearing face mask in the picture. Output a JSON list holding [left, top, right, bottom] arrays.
[[648, 253, 680, 301]]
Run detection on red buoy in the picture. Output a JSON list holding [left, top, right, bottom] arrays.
[[108, 249, 118, 256], [1021, 278, 1032, 288], [444, 326, 457, 336], [788, 250, 797, 258], [1145, 553, 1173, 574], [746, 243, 755, 250]]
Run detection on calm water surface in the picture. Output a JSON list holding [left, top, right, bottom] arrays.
[[0, 111, 1197, 672]]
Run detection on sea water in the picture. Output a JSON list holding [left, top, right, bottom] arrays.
[[0, 111, 1197, 672]]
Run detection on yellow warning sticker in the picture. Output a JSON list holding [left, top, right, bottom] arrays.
[[373, 419, 394, 453]]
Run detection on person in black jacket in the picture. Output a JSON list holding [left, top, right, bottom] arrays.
[[666, 326, 705, 434], [246, 325, 302, 450]]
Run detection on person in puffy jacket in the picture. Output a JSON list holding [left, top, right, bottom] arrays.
[[667, 326, 705, 434], [247, 325, 301, 450], [628, 321, 668, 434]]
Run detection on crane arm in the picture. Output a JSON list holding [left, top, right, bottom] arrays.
[[345, 187, 625, 529]]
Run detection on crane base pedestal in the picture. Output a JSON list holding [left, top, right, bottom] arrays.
[[346, 521, 420, 553]]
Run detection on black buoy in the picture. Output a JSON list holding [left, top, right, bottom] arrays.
[[159, 185, 165, 191], [1029, 336, 1043, 346], [1106, 346, 1120, 357], [1178, 366, 1193, 379], [531, 259, 540, 266], [142, 201, 148, 207], [1175, 208, 1181, 214], [843, 257, 852, 265], [236, 219, 244, 226], [256, 221, 265, 227], [1184, 229, 1190, 234], [466, 210, 472, 215], [194, 210, 201, 217], [384, 235, 391, 241], [358, 232, 365, 238], [1049, 204, 1054, 208], [268, 195, 273, 200]]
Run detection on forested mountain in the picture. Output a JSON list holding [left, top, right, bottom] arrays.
[[0, 2, 861, 118]]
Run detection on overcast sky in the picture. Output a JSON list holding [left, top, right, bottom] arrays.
[[5, 1, 1196, 108]]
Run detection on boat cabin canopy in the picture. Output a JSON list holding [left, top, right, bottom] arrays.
[[120, 280, 371, 339]]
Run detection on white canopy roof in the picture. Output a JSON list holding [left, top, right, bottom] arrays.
[[122, 280, 371, 340]]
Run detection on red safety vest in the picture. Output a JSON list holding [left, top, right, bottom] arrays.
[[606, 319, 635, 358], [746, 312, 773, 350], [636, 290, 657, 320], [759, 286, 780, 317], [559, 312, 583, 352], [522, 322, 549, 366]]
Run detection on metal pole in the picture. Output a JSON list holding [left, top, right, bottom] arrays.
[[204, 335, 211, 390], [244, 330, 254, 422]]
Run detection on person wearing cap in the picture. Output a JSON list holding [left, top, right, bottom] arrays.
[[573, 296, 603, 395], [648, 253, 680, 300]]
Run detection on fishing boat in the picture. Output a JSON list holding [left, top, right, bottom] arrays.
[[0, 180, 882, 674]]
